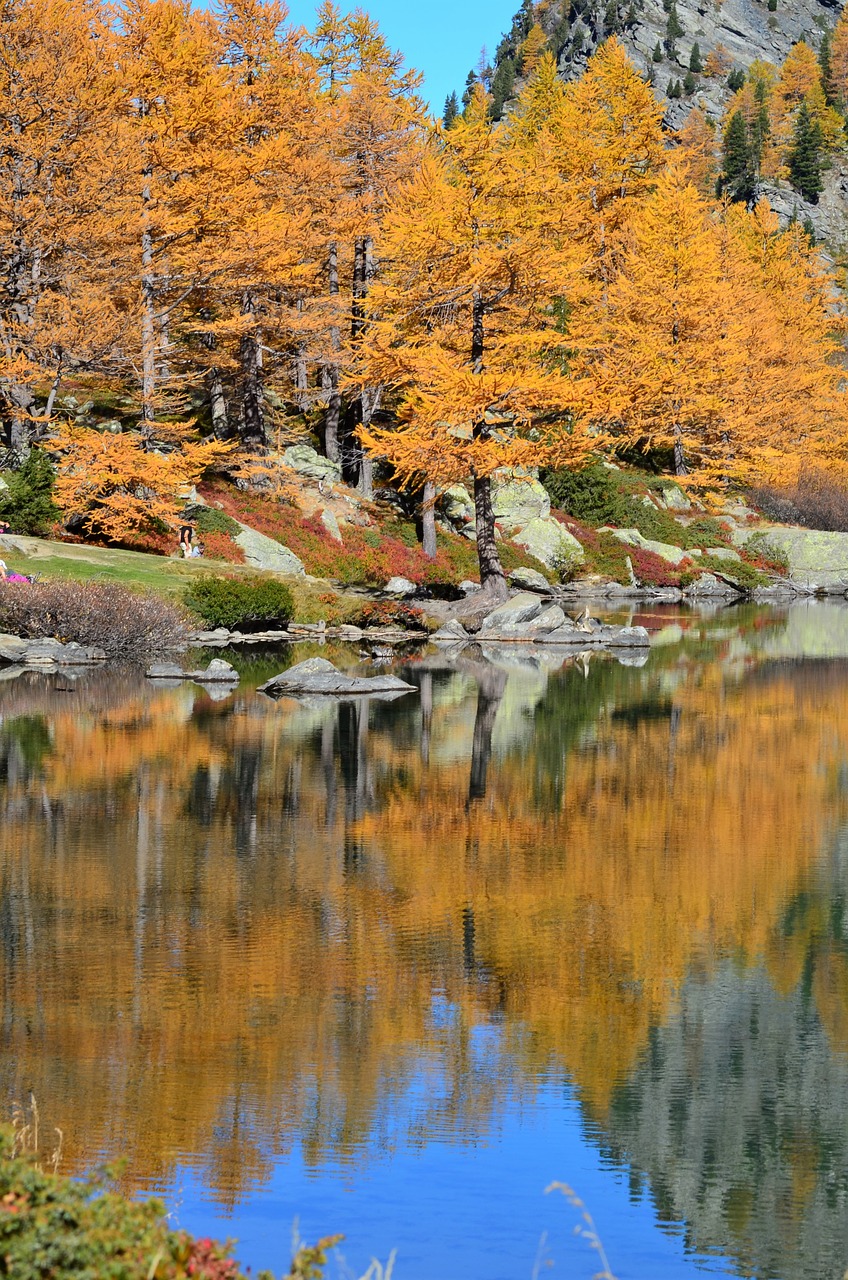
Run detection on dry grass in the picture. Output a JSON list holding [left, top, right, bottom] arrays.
[[11, 1094, 63, 1175]]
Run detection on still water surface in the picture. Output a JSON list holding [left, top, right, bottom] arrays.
[[3, 602, 848, 1279]]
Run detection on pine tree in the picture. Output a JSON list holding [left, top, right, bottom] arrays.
[[668, 78, 682, 99], [665, 2, 683, 57], [443, 91, 459, 127], [652, 42, 663, 63], [721, 110, 756, 203], [788, 101, 823, 203], [689, 42, 702, 73], [683, 69, 697, 95]]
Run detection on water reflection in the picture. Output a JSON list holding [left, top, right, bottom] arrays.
[[1, 609, 848, 1278]]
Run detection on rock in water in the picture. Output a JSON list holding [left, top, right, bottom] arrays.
[[258, 657, 417, 698], [192, 659, 239, 683], [146, 662, 185, 680]]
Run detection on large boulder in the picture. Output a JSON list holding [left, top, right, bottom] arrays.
[[737, 527, 848, 594], [282, 444, 342, 484], [508, 566, 552, 594], [234, 525, 305, 576], [259, 656, 416, 698], [660, 484, 692, 512], [478, 592, 544, 634], [512, 517, 585, 571], [491, 474, 550, 532], [538, 623, 650, 648]]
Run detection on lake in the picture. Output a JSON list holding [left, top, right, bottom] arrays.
[[3, 601, 848, 1280]]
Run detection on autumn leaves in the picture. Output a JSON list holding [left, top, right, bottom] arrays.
[[0, 1, 846, 582], [363, 39, 847, 586]]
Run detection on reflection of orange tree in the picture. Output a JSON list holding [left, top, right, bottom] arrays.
[[1, 659, 847, 1208]]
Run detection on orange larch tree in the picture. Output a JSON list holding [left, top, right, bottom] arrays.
[[359, 84, 590, 595]]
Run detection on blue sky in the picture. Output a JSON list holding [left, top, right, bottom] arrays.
[[284, 0, 520, 114]]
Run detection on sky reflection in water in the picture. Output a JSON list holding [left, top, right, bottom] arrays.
[[2, 602, 848, 1279]]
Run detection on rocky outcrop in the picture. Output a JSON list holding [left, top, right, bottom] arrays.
[[734, 526, 848, 593], [439, 591, 651, 648], [508, 566, 553, 594], [609, 527, 688, 566], [258, 656, 417, 698], [0, 634, 105, 666], [282, 443, 342, 485], [233, 525, 305, 576]]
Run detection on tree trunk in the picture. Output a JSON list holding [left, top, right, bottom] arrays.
[[239, 290, 265, 448], [473, 471, 507, 599], [322, 242, 341, 463], [352, 236, 380, 496], [140, 163, 156, 434], [673, 424, 687, 476], [469, 292, 506, 596], [422, 479, 437, 558], [207, 367, 229, 439]]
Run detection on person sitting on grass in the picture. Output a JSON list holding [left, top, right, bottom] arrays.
[[0, 559, 29, 583], [178, 526, 203, 558]]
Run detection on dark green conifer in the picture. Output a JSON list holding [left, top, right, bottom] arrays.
[[443, 92, 459, 128], [665, 1, 683, 56], [689, 41, 702, 72], [652, 41, 663, 62], [721, 109, 757, 203], [683, 68, 697, 94], [667, 77, 682, 99], [727, 68, 745, 92], [489, 57, 515, 120], [788, 101, 824, 203]]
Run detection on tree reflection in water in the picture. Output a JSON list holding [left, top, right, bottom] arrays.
[[1, 628, 848, 1278]]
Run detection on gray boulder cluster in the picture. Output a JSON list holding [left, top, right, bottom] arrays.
[[0, 634, 105, 667], [433, 592, 650, 649], [440, 472, 583, 572]]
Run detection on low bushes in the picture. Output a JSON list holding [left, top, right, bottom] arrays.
[[0, 579, 188, 658], [541, 463, 632, 527], [0, 1125, 336, 1280], [749, 467, 848, 531], [184, 574, 294, 631], [199, 482, 541, 589]]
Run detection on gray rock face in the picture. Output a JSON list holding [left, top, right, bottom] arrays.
[[513, 517, 585, 571], [508, 566, 552, 594], [384, 576, 417, 597], [146, 662, 185, 679], [441, 484, 475, 528], [660, 485, 692, 512], [547, 0, 847, 244], [320, 508, 343, 543], [738, 526, 848, 593], [491, 473, 551, 531], [234, 525, 305, 576], [258, 656, 417, 698], [282, 444, 342, 484]]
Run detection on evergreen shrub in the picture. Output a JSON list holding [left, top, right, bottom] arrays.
[[185, 574, 294, 630], [0, 450, 60, 535]]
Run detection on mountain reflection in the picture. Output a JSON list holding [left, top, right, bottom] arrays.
[[1, 617, 848, 1279]]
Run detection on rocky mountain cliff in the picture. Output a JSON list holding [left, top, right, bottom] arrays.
[[478, 0, 848, 244]]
